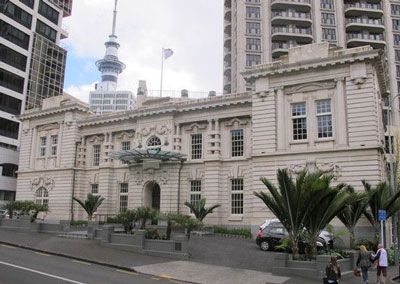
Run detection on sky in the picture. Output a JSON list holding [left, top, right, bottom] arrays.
[[62, 0, 224, 102]]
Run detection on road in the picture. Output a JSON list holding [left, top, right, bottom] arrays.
[[0, 244, 182, 284]]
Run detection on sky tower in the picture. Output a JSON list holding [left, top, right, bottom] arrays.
[[89, 0, 134, 113]]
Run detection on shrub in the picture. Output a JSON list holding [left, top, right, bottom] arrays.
[[213, 226, 252, 239], [115, 209, 138, 233], [145, 228, 167, 240], [355, 238, 378, 252], [318, 248, 352, 259], [106, 216, 120, 224], [70, 220, 88, 226]]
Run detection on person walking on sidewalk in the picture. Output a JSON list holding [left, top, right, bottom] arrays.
[[356, 245, 373, 283], [325, 256, 341, 284], [373, 244, 388, 284]]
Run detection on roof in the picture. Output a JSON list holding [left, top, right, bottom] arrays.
[[110, 148, 187, 163]]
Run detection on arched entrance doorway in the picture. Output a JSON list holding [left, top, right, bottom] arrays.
[[144, 181, 161, 210]]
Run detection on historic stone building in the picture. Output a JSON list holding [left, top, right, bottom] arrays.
[[15, 43, 392, 231]]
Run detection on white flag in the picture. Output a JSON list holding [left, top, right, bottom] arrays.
[[163, 48, 174, 59]]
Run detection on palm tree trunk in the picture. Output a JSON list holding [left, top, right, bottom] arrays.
[[166, 220, 172, 240], [349, 228, 355, 249]]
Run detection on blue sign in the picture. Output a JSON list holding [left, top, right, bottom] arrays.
[[378, 210, 387, 221]]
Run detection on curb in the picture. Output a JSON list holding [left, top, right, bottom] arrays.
[[0, 239, 197, 284]]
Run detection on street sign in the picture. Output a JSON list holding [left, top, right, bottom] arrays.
[[378, 210, 387, 221]]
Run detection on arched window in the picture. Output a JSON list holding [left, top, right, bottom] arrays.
[[147, 136, 161, 148], [35, 187, 49, 208]]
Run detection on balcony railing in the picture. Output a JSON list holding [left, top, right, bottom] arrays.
[[345, 18, 383, 25], [272, 26, 312, 35], [272, 0, 311, 4], [271, 11, 311, 19], [272, 42, 299, 50], [344, 3, 382, 10], [346, 33, 384, 41]]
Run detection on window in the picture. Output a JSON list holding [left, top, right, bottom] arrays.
[[1, 163, 18, 178], [231, 129, 244, 157], [191, 134, 202, 159], [392, 4, 400, 16], [246, 38, 261, 50], [393, 19, 400, 32], [0, 44, 27, 72], [36, 20, 57, 42], [246, 54, 261, 67], [292, 102, 307, 140], [316, 100, 333, 138], [190, 180, 202, 213], [2, 1, 33, 28], [0, 20, 30, 50], [396, 50, 400, 62], [0, 117, 19, 140], [231, 179, 244, 215], [91, 184, 99, 194], [322, 28, 336, 41], [119, 183, 128, 212], [246, 22, 260, 34], [20, 0, 35, 9], [121, 141, 130, 164], [39, 136, 47, 157], [395, 35, 400, 46], [321, 13, 335, 25], [246, 6, 260, 18], [147, 136, 161, 148], [50, 135, 58, 156], [39, 0, 60, 25], [93, 145, 100, 166], [0, 68, 25, 94], [321, 0, 334, 10], [36, 187, 49, 208]]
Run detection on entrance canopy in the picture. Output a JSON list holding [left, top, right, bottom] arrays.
[[110, 148, 187, 163]]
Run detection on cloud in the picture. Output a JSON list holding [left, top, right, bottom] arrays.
[[64, 83, 96, 103], [63, 0, 223, 99]]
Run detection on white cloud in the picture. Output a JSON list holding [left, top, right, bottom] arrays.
[[63, 0, 223, 98], [64, 83, 96, 103]]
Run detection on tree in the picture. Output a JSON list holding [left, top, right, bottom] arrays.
[[362, 180, 400, 239], [172, 214, 202, 240], [30, 203, 49, 222], [184, 198, 221, 221], [4, 201, 21, 219], [336, 186, 369, 249], [254, 169, 337, 257], [136, 207, 158, 229], [116, 209, 137, 233], [159, 212, 179, 240], [73, 193, 105, 221]]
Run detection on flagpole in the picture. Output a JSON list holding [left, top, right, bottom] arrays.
[[160, 48, 164, 97]]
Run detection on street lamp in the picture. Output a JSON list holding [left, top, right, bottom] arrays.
[[385, 93, 400, 265]]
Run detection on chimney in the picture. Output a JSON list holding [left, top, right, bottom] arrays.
[[137, 80, 148, 96], [181, 89, 188, 98], [208, 91, 216, 97]]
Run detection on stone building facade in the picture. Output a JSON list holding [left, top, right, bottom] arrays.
[[16, 44, 391, 230]]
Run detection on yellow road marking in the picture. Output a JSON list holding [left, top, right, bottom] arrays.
[[159, 274, 172, 280], [1, 244, 16, 249], [115, 269, 138, 276], [34, 252, 50, 257], [71, 260, 91, 266]]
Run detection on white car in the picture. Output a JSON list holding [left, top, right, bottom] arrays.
[[259, 219, 333, 248]]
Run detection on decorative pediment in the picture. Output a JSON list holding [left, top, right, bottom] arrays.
[[187, 168, 205, 181], [115, 131, 135, 140], [225, 118, 249, 128], [88, 135, 105, 144], [37, 123, 59, 132], [185, 123, 207, 133], [156, 125, 171, 135], [228, 165, 246, 179], [31, 176, 55, 191], [284, 80, 336, 95]]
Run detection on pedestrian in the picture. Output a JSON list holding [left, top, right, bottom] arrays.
[[324, 256, 341, 284], [373, 244, 388, 284], [356, 245, 373, 283]]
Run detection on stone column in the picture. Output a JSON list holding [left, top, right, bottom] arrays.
[[276, 88, 286, 151], [30, 127, 37, 169], [335, 77, 347, 147]]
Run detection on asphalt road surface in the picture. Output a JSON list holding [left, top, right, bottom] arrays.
[[0, 244, 181, 284]]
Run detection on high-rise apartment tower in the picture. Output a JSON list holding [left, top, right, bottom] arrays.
[[0, 0, 72, 204]]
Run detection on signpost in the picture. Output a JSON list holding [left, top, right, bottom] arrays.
[[379, 210, 387, 247]]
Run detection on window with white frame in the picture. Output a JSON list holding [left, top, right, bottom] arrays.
[[231, 129, 244, 157], [50, 135, 58, 156], [316, 99, 333, 138], [191, 134, 202, 160], [292, 102, 307, 140], [39, 136, 47, 157], [147, 136, 161, 148], [119, 183, 128, 212], [121, 141, 130, 164], [91, 184, 99, 194], [93, 145, 100, 166], [35, 187, 49, 208], [231, 179, 244, 215], [190, 180, 201, 213]]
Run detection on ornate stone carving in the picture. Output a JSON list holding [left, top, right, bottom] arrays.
[[115, 131, 135, 140], [132, 170, 144, 185], [185, 123, 207, 132], [160, 170, 169, 185], [288, 161, 341, 178], [284, 80, 336, 95], [37, 123, 59, 132], [225, 118, 249, 127], [88, 135, 105, 144], [31, 176, 55, 191], [228, 165, 245, 179], [187, 168, 205, 181]]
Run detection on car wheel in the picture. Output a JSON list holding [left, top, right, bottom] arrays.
[[260, 240, 270, 251]]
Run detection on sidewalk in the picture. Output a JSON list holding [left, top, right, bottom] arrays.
[[0, 229, 397, 284]]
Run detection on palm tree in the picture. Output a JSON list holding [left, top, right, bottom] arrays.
[[184, 198, 221, 222], [136, 206, 158, 229], [336, 186, 369, 249], [73, 193, 105, 221], [116, 209, 137, 233], [254, 169, 329, 257], [362, 180, 400, 239], [30, 203, 49, 222]]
